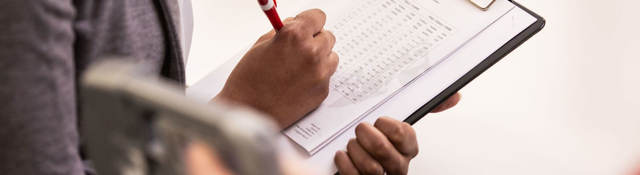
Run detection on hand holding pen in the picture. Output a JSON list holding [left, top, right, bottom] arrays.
[[218, 8, 338, 128]]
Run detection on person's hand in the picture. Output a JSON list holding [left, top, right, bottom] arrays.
[[335, 117, 418, 175], [215, 9, 338, 129], [333, 93, 460, 175], [431, 93, 461, 113]]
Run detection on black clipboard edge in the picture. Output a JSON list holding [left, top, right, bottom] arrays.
[[403, 1, 546, 125]]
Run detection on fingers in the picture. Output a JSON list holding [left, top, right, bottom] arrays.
[[431, 93, 461, 113], [347, 139, 384, 175], [355, 123, 409, 175], [373, 117, 419, 158], [335, 151, 360, 175], [314, 51, 338, 99], [313, 30, 337, 55], [313, 30, 337, 80], [335, 120, 417, 175], [302, 30, 338, 83], [293, 9, 326, 36]]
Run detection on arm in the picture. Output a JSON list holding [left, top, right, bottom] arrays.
[[0, 1, 84, 174]]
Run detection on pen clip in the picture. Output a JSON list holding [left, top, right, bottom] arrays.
[[468, 0, 495, 11]]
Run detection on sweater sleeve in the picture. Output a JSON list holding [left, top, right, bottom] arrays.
[[0, 0, 84, 174]]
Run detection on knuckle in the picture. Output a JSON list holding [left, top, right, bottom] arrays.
[[402, 123, 416, 138], [280, 25, 305, 41], [309, 45, 324, 58], [312, 67, 328, 82], [327, 31, 337, 43], [327, 55, 338, 70], [329, 57, 339, 74], [332, 51, 340, 59], [389, 122, 407, 141], [332, 53, 340, 68], [301, 43, 320, 58], [401, 122, 412, 130]]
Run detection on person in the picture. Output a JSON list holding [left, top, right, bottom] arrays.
[[0, 0, 460, 174]]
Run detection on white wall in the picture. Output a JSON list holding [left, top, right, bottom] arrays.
[[186, 0, 640, 174]]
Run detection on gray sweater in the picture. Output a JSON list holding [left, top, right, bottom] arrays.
[[0, 0, 185, 174]]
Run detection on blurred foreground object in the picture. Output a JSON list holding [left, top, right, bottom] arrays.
[[80, 59, 281, 175]]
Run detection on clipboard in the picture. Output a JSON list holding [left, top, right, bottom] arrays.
[[186, 0, 545, 173], [404, 0, 545, 124], [298, 1, 546, 173]]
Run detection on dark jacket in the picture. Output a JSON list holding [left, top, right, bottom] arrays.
[[0, 0, 185, 174]]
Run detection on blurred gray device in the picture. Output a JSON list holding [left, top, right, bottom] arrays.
[[80, 60, 281, 175]]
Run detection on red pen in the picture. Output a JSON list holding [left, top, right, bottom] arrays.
[[258, 0, 284, 31]]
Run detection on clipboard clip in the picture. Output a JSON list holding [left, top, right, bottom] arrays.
[[468, 0, 496, 11]]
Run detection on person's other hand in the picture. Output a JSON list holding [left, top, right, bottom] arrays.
[[333, 93, 460, 175], [431, 93, 461, 113], [335, 117, 418, 175], [215, 9, 338, 129]]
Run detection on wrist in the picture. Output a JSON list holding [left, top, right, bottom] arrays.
[[213, 89, 290, 129], [211, 89, 248, 108]]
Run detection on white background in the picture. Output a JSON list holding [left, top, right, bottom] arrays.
[[186, 0, 640, 174]]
